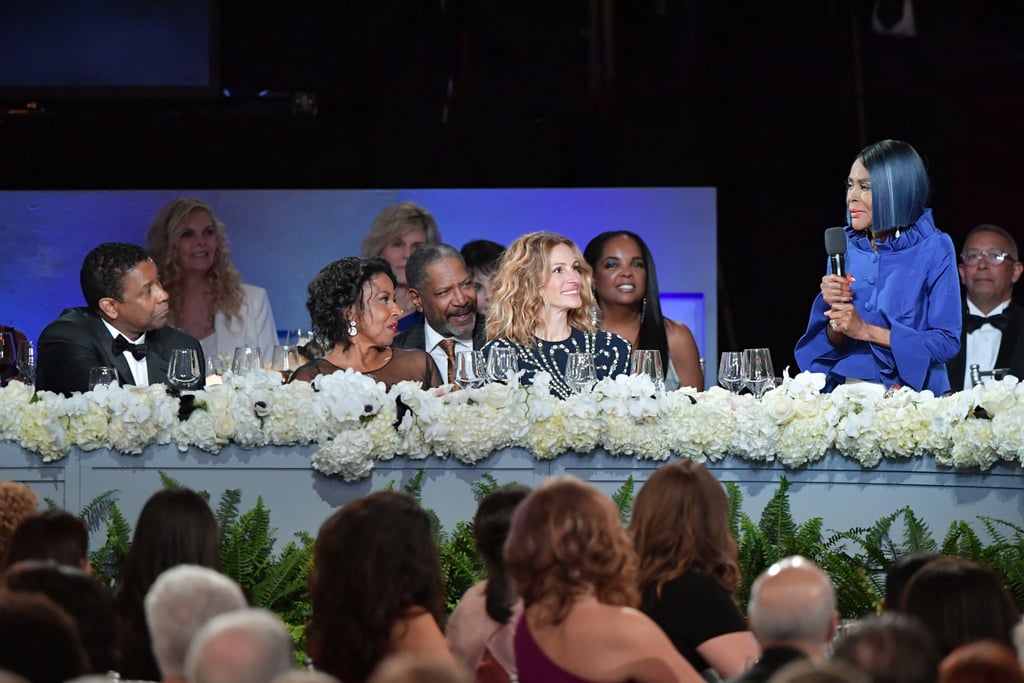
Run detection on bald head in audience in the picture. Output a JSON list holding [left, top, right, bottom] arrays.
[[747, 555, 838, 660], [184, 608, 294, 683], [145, 565, 247, 683]]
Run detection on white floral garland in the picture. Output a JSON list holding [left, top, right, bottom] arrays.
[[3, 369, 1024, 482]]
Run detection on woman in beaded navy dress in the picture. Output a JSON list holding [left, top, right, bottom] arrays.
[[482, 232, 631, 399]]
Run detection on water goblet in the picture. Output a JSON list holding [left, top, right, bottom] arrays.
[[742, 347, 775, 400], [718, 351, 745, 394], [167, 348, 202, 392], [564, 352, 597, 394], [16, 340, 36, 384], [630, 349, 664, 392], [455, 349, 487, 389], [270, 345, 302, 382], [486, 346, 518, 385], [0, 331, 15, 383], [89, 366, 119, 390], [231, 346, 263, 375]]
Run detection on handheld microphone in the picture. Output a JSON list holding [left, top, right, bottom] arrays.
[[824, 227, 847, 277]]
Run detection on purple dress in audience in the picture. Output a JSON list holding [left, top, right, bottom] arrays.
[[514, 613, 597, 683]]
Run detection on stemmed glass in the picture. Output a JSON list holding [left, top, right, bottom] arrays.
[[16, 340, 36, 384], [168, 348, 202, 392], [231, 346, 263, 375], [742, 347, 775, 400], [486, 346, 518, 385], [89, 366, 119, 390], [565, 352, 597, 394], [269, 345, 302, 382], [718, 351, 745, 393], [0, 332, 16, 384], [630, 349, 664, 392], [455, 350, 487, 389]]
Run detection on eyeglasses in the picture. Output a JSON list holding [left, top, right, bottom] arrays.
[[961, 249, 1017, 266]]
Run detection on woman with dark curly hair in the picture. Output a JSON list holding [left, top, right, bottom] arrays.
[[112, 487, 222, 682], [289, 257, 441, 389], [307, 490, 454, 683], [629, 461, 760, 679], [505, 476, 704, 683]]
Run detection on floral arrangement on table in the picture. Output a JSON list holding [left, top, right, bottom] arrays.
[[2, 369, 1024, 481]]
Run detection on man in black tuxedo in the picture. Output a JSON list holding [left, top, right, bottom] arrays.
[[393, 243, 486, 384], [36, 242, 205, 396], [947, 224, 1024, 391]]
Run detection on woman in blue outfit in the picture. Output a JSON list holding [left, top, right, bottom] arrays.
[[482, 232, 631, 399], [795, 140, 961, 393]]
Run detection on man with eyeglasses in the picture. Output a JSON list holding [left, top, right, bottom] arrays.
[[947, 224, 1024, 391]]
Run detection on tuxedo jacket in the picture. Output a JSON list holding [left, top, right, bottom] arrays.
[[946, 301, 1024, 392], [393, 315, 488, 360], [36, 307, 206, 396]]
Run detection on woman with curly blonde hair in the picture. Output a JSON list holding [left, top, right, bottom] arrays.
[[505, 476, 705, 683], [146, 198, 278, 364], [629, 460, 760, 678], [482, 232, 630, 399]]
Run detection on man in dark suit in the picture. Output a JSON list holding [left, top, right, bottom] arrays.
[[947, 224, 1024, 391], [729, 556, 837, 683], [36, 242, 205, 396], [393, 243, 486, 384]]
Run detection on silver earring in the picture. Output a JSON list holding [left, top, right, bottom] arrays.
[[639, 297, 647, 325], [348, 320, 357, 337]]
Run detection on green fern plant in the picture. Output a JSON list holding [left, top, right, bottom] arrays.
[[88, 501, 132, 586], [612, 476, 636, 526]]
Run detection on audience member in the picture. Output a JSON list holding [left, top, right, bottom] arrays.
[[36, 242, 205, 395], [882, 552, 938, 612], [901, 556, 1020, 657], [830, 613, 939, 683], [362, 202, 442, 332], [0, 590, 88, 683], [629, 461, 760, 678], [306, 491, 453, 683], [770, 661, 871, 683], [0, 482, 37, 560], [939, 641, 1024, 683], [1, 509, 89, 572], [289, 257, 441, 390], [144, 564, 247, 683], [795, 140, 961, 392], [394, 244, 486, 384], [460, 240, 505, 316], [0, 669, 29, 683], [269, 672, 341, 683], [946, 224, 1024, 391], [3, 560, 116, 674], [584, 230, 704, 390], [184, 608, 294, 683], [446, 484, 531, 682], [146, 197, 279, 363], [114, 487, 221, 682], [369, 654, 472, 683], [730, 556, 837, 683], [483, 232, 631, 399], [505, 476, 704, 683]]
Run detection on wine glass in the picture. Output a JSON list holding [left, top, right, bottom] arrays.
[[486, 346, 518, 385], [455, 350, 486, 389], [0, 332, 15, 384], [630, 349, 664, 392], [269, 345, 302, 382], [718, 351, 745, 393], [231, 346, 263, 375], [16, 340, 36, 384], [289, 328, 313, 346], [89, 366, 119, 390], [742, 347, 775, 400], [167, 348, 202, 392], [565, 352, 597, 394]]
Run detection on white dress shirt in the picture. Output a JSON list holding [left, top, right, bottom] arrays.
[[424, 322, 474, 380], [101, 319, 150, 387], [963, 298, 1011, 388]]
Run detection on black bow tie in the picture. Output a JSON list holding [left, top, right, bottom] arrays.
[[964, 313, 1010, 334], [113, 335, 149, 360]]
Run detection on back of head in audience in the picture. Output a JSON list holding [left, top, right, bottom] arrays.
[[0, 590, 88, 683], [504, 476, 638, 626], [0, 482, 38, 561], [185, 608, 294, 683], [268, 671, 341, 683], [770, 660, 872, 683], [747, 555, 837, 659], [939, 641, 1024, 683], [883, 552, 938, 612], [473, 483, 531, 623], [145, 564, 247, 682], [901, 556, 1020, 657], [3, 560, 116, 674], [1, 509, 88, 572], [368, 654, 471, 683], [831, 612, 939, 683], [306, 490, 446, 683]]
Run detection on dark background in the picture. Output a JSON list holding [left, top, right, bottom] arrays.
[[3, 1, 1022, 374]]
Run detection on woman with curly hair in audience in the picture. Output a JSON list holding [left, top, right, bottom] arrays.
[[112, 487, 222, 681], [629, 460, 760, 678], [307, 490, 454, 683], [505, 476, 705, 683]]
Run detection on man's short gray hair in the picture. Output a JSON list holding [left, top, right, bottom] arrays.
[[406, 243, 464, 291], [144, 564, 247, 680], [748, 556, 837, 645], [185, 608, 294, 683]]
